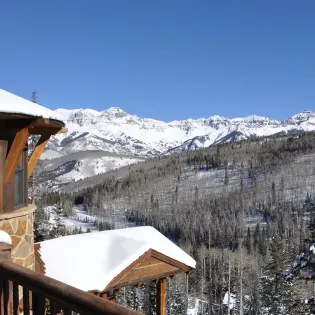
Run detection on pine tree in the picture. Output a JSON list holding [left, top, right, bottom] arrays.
[[166, 279, 188, 315], [285, 196, 315, 314], [260, 235, 293, 314], [245, 277, 261, 315], [271, 181, 276, 205], [224, 167, 229, 186], [307, 197, 315, 241], [119, 286, 143, 312], [142, 282, 156, 315]]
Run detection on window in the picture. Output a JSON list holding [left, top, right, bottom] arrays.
[[14, 150, 27, 209]]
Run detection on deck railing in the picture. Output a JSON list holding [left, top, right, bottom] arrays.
[[0, 256, 141, 315]]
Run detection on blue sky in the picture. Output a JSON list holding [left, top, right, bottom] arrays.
[[1, 1, 315, 121]]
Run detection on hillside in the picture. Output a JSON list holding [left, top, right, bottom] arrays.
[[37, 150, 144, 188], [40, 130, 315, 313]]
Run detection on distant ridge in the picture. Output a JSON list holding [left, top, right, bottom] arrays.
[[51, 108, 315, 157], [39, 108, 315, 186]]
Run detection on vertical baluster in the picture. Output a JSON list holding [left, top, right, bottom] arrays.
[[0, 278, 3, 315], [32, 292, 46, 315], [49, 300, 58, 315], [38, 295, 46, 315], [23, 287, 30, 315], [32, 294, 37, 315], [12, 283, 19, 315], [62, 307, 71, 315], [2, 280, 9, 315], [50, 300, 63, 315]]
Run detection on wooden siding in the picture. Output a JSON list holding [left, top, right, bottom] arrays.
[[34, 243, 46, 275], [105, 249, 192, 291]]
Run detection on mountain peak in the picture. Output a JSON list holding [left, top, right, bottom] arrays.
[[288, 110, 315, 122], [106, 106, 125, 113], [100, 107, 127, 118]]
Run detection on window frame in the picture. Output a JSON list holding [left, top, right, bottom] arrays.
[[14, 149, 28, 209]]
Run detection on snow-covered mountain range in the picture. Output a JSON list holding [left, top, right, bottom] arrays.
[[40, 108, 315, 187], [49, 108, 315, 157]]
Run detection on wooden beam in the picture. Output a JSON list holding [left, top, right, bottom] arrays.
[[151, 250, 192, 272], [109, 268, 182, 292], [0, 117, 66, 136], [28, 134, 51, 179], [5, 128, 29, 183], [27, 118, 63, 129], [56, 127, 68, 134], [156, 278, 167, 315], [28, 127, 67, 135]]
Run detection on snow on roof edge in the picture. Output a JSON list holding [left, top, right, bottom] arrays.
[[0, 89, 64, 124]]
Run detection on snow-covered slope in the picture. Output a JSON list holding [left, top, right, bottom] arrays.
[[38, 150, 143, 188], [48, 108, 315, 157]]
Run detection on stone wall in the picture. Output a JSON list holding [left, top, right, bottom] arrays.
[[0, 205, 36, 270]]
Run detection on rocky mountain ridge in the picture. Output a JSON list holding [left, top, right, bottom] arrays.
[[48, 108, 315, 157], [38, 108, 315, 187]]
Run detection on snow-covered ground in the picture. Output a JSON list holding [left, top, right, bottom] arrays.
[[38, 151, 144, 187], [187, 297, 209, 315], [56, 156, 141, 183], [45, 204, 100, 233], [44, 203, 137, 233]]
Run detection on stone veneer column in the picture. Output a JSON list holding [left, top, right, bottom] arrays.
[[0, 205, 36, 270]]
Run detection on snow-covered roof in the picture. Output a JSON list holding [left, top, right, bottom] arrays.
[[0, 89, 64, 123], [38, 226, 196, 292]]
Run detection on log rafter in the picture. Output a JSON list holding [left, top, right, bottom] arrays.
[[5, 118, 66, 183]]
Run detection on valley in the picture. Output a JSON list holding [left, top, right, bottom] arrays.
[[37, 129, 315, 314]]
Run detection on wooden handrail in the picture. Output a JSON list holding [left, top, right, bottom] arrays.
[[0, 258, 141, 315]]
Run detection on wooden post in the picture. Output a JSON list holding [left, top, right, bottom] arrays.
[[156, 278, 167, 315]]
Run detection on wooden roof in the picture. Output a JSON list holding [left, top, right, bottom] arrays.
[[104, 249, 191, 292]]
